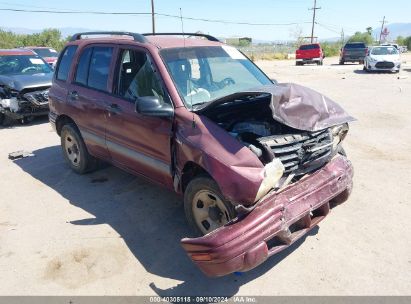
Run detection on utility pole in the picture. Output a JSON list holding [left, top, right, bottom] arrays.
[[151, 0, 155, 34], [379, 16, 386, 44], [341, 28, 345, 45], [309, 0, 321, 43]]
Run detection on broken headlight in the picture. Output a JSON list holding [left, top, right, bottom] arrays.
[[332, 123, 349, 150], [254, 158, 285, 202]]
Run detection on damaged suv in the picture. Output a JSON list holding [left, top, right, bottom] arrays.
[[0, 49, 52, 124], [49, 32, 354, 277]]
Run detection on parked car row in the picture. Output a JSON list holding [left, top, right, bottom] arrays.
[[295, 42, 403, 73]]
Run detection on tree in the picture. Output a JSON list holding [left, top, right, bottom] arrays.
[[0, 28, 68, 50], [404, 36, 411, 49], [289, 25, 307, 48], [396, 36, 405, 45], [348, 29, 374, 45]]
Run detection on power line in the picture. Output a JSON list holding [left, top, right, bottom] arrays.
[[308, 0, 321, 43], [0, 7, 311, 26], [150, 0, 155, 34]]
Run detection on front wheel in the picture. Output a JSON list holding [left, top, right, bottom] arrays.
[[61, 123, 98, 174], [184, 176, 236, 236]]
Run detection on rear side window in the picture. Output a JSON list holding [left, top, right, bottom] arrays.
[[75, 47, 92, 86], [299, 44, 319, 50], [88, 47, 113, 91], [73, 46, 113, 92], [56, 45, 78, 81]]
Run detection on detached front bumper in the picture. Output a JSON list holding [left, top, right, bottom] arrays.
[[181, 155, 353, 277]]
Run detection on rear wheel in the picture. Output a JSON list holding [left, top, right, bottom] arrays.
[[61, 123, 98, 174], [339, 60, 344, 65], [184, 176, 236, 236], [0, 113, 4, 126]]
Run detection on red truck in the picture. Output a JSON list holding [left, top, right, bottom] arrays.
[[296, 43, 324, 66]]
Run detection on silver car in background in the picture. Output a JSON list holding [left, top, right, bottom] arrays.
[[364, 46, 401, 73]]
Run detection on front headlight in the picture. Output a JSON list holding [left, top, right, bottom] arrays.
[[332, 123, 349, 150]]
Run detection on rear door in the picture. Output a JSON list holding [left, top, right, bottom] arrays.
[[104, 46, 173, 186], [67, 44, 116, 160]]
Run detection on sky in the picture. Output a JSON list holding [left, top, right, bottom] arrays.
[[0, 0, 410, 41]]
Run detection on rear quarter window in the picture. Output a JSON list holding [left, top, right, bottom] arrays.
[[56, 45, 78, 81]]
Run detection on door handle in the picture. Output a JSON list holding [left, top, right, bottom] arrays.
[[107, 103, 121, 115], [69, 91, 79, 100]]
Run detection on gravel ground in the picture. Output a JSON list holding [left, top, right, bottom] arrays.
[[0, 55, 410, 296]]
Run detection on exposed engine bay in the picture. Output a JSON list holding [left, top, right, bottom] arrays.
[[202, 94, 348, 179], [0, 85, 50, 123]]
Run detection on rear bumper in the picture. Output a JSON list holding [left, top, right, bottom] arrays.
[[296, 57, 321, 62], [181, 155, 354, 277], [342, 56, 365, 62]]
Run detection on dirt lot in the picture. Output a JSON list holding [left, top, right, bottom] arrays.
[[1, 55, 410, 296]]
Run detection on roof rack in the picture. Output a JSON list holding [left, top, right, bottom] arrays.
[[143, 32, 220, 42], [70, 31, 147, 43]]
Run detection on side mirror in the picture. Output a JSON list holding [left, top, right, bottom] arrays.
[[135, 96, 174, 118]]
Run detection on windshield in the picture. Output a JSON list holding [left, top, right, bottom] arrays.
[[0, 55, 53, 75], [160, 46, 272, 108], [371, 47, 399, 55], [32, 48, 58, 57]]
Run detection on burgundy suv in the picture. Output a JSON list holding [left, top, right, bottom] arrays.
[[49, 32, 354, 277]]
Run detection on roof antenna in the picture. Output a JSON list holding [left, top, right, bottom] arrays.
[[179, 7, 196, 128]]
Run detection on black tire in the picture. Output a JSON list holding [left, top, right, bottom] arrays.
[[19, 116, 34, 125], [60, 123, 98, 174], [184, 176, 237, 236], [0, 113, 4, 126], [339, 60, 344, 65], [1, 114, 14, 126]]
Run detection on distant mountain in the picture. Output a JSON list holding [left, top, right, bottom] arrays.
[[372, 23, 411, 40]]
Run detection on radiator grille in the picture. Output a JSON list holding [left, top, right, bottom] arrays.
[[257, 129, 333, 175]]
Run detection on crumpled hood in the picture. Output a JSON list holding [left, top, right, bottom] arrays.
[[196, 83, 355, 132], [0, 73, 53, 91]]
